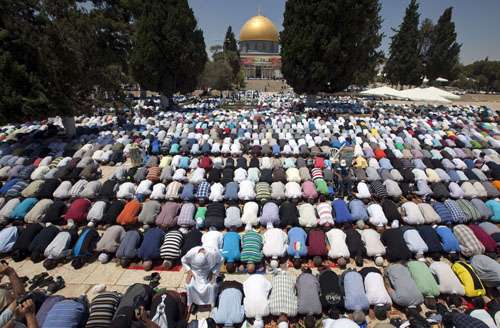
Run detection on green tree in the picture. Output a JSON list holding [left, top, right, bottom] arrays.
[[0, 1, 51, 124], [199, 59, 233, 91], [427, 7, 461, 81], [130, 0, 207, 99], [419, 18, 434, 69], [0, 0, 132, 129], [281, 0, 383, 93], [223, 26, 238, 53], [457, 59, 500, 92], [384, 0, 423, 86], [222, 26, 241, 83]]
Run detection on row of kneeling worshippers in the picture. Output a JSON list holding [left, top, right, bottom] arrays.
[[3, 257, 500, 328], [0, 217, 499, 271]]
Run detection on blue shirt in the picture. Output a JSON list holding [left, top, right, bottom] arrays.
[[180, 183, 195, 201], [0, 226, 18, 253], [333, 199, 353, 223], [41, 299, 87, 328], [435, 226, 460, 253], [349, 199, 368, 221], [287, 227, 308, 257], [10, 197, 38, 220], [485, 199, 500, 222], [432, 202, 453, 224], [342, 271, 369, 311], [212, 288, 245, 326], [222, 231, 241, 262], [138, 227, 165, 260], [224, 182, 239, 201]]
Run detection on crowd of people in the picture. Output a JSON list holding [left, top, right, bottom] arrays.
[[0, 96, 500, 327]]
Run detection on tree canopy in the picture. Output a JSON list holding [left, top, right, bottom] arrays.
[[130, 0, 207, 97], [426, 7, 461, 81], [384, 0, 423, 86], [0, 0, 133, 124], [280, 0, 383, 93]]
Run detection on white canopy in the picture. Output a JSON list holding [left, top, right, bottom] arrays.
[[360, 86, 405, 98], [361, 86, 458, 103], [436, 77, 449, 82], [397, 88, 451, 103], [424, 87, 461, 100]]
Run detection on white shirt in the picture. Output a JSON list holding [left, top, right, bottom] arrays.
[[238, 180, 256, 200], [116, 182, 136, 199], [241, 201, 259, 226], [470, 309, 496, 328], [367, 204, 388, 227], [449, 182, 465, 199], [150, 183, 166, 200], [403, 229, 428, 255], [360, 229, 386, 257], [233, 168, 247, 183], [201, 230, 223, 251], [189, 168, 205, 184], [209, 183, 224, 202], [136, 180, 153, 195], [428, 261, 465, 295], [412, 168, 428, 181], [285, 182, 302, 199], [286, 168, 301, 183], [356, 182, 371, 199], [298, 203, 318, 227], [326, 229, 350, 259], [364, 272, 392, 306], [401, 202, 425, 225], [263, 228, 288, 258], [243, 274, 271, 319], [172, 168, 187, 181], [323, 318, 358, 328]]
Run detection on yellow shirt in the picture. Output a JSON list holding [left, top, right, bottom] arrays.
[[353, 156, 368, 169]]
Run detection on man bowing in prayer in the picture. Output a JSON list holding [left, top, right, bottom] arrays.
[[182, 245, 223, 313]]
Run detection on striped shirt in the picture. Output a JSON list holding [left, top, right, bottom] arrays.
[[456, 199, 480, 222], [165, 181, 182, 199], [453, 224, 485, 257], [160, 230, 184, 260], [311, 168, 323, 181], [317, 202, 334, 225], [255, 182, 271, 201], [432, 201, 453, 224], [240, 230, 263, 263], [86, 291, 122, 328]]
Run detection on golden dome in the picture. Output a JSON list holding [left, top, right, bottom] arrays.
[[240, 15, 279, 42]]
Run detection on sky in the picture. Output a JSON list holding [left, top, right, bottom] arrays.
[[188, 0, 500, 64]]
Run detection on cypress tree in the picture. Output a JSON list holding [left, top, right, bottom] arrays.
[[427, 7, 461, 81], [384, 0, 423, 86], [222, 26, 241, 82], [419, 18, 434, 69], [223, 26, 238, 53], [130, 0, 207, 98], [281, 0, 383, 93]]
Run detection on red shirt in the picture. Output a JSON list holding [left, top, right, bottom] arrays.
[[308, 229, 327, 257], [64, 198, 91, 223], [468, 224, 497, 253], [374, 148, 386, 160]]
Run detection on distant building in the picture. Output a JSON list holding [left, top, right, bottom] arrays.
[[239, 14, 282, 79]]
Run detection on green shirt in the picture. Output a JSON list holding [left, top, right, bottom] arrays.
[[314, 179, 329, 195], [407, 261, 440, 297], [240, 230, 263, 263]]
